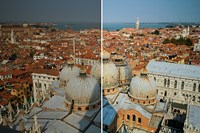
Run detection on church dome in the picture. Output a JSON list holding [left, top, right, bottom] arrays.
[[129, 70, 157, 104], [113, 55, 132, 85], [103, 50, 110, 59], [59, 59, 79, 86], [119, 65, 132, 84], [103, 61, 119, 89], [102, 51, 119, 95], [90, 62, 101, 84], [65, 68, 100, 111]]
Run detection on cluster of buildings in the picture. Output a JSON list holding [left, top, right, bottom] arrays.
[[103, 21, 200, 67], [102, 50, 200, 133], [0, 21, 200, 133], [0, 24, 101, 132], [102, 20, 200, 133]]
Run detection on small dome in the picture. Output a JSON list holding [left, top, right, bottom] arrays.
[[115, 55, 123, 60], [59, 60, 79, 85], [65, 72, 100, 106], [129, 74, 157, 100], [103, 50, 110, 60], [79, 67, 86, 76], [22, 24, 28, 27], [103, 61, 119, 89], [67, 59, 74, 65], [119, 65, 132, 83], [113, 55, 124, 66], [141, 68, 148, 75], [90, 62, 101, 83]]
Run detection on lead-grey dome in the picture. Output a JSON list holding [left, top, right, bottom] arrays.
[[90, 62, 101, 84], [103, 51, 119, 89], [59, 60, 79, 86], [65, 71, 100, 106], [119, 65, 132, 83], [129, 74, 157, 100], [103, 61, 119, 89]]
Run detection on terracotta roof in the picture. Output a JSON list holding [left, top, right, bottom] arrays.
[[32, 69, 59, 76]]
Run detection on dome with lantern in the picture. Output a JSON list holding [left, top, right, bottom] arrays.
[[128, 68, 157, 105], [65, 68, 101, 111], [59, 59, 79, 87], [102, 51, 119, 94], [90, 62, 101, 84], [113, 55, 132, 86]]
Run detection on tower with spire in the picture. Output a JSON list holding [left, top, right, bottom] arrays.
[[136, 17, 140, 30], [31, 115, 41, 133], [187, 26, 190, 36], [11, 30, 16, 44], [7, 102, 16, 122], [23, 96, 30, 114]]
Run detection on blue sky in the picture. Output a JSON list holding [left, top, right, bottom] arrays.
[[104, 0, 200, 23], [0, 0, 100, 23]]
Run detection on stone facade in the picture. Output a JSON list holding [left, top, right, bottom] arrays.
[[148, 73, 200, 106], [194, 39, 200, 52], [32, 73, 59, 102]]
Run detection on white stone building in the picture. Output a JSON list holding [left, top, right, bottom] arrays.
[[32, 70, 59, 102], [33, 53, 46, 60], [194, 39, 200, 52], [0, 72, 12, 80], [147, 60, 200, 106], [75, 57, 99, 65]]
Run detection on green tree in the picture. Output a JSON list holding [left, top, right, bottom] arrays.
[[163, 39, 170, 44], [185, 38, 193, 46], [152, 30, 160, 35]]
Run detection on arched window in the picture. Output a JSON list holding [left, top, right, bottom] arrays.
[[164, 79, 166, 87], [174, 80, 177, 88], [138, 117, 142, 123], [164, 91, 167, 96], [127, 115, 130, 120], [78, 107, 81, 111], [132, 115, 136, 121], [181, 81, 184, 90], [167, 79, 170, 87], [193, 96, 195, 102], [193, 83, 196, 91], [198, 84, 200, 92], [154, 77, 156, 81]]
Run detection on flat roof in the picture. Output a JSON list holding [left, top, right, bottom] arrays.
[[147, 60, 200, 79], [188, 105, 200, 128]]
